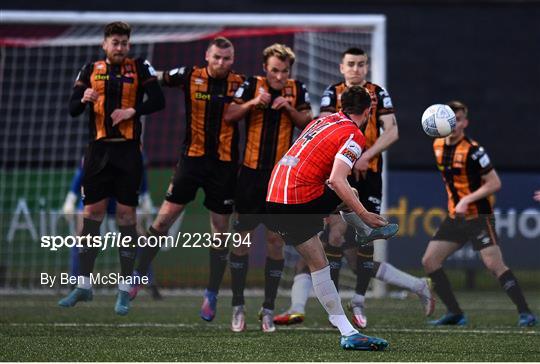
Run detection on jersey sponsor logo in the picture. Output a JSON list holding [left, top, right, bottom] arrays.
[[194, 78, 205, 85], [234, 86, 244, 98], [320, 96, 331, 107], [479, 154, 490, 168], [471, 147, 485, 160], [96, 64, 105, 70], [278, 155, 300, 167], [194, 92, 211, 101], [383, 96, 393, 109], [144, 60, 157, 76], [94, 74, 109, 81], [340, 140, 362, 164]]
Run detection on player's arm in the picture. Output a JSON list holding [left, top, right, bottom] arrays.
[[158, 66, 189, 88], [111, 59, 165, 126], [455, 169, 501, 215], [224, 78, 268, 123], [69, 64, 97, 117], [353, 113, 398, 177], [271, 99, 312, 128], [327, 159, 387, 228]]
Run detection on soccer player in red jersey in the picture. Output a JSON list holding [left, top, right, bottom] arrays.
[[265, 86, 389, 351]]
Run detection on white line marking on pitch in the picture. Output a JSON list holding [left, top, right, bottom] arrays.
[[3, 322, 538, 335]]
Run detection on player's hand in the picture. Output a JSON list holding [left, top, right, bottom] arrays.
[[62, 191, 77, 216], [454, 198, 469, 216], [271, 96, 292, 111], [353, 155, 369, 180], [81, 88, 99, 103], [111, 108, 136, 126], [358, 211, 388, 228], [252, 92, 271, 108], [534, 190, 540, 202]]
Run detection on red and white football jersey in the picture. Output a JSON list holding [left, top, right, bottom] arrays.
[[267, 111, 365, 204]]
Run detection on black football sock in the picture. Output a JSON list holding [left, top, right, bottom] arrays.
[[118, 224, 138, 278], [79, 218, 102, 277], [498, 269, 531, 314], [135, 226, 163, 277], [325, 245, 343, 290], [429, 268, 463, 315], [355, 245, 375, 295], [262, 257, 284, 310], [230, 253, 249, 306], [207, 246, 229, 293]]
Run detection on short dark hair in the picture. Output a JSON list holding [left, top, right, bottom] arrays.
[[104, 22, 131, 39], [208, 36, 233, 50], [447, 100, 468, 116], [341, 47, 367, 60], [341, 86, 372, 115]]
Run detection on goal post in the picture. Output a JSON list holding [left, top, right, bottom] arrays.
[[0, 11, 387, 296]]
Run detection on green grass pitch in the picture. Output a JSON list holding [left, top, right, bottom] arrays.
[[1, 291, 539, 361]]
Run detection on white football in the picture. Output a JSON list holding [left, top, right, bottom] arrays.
[[421, 104, 456, 138]]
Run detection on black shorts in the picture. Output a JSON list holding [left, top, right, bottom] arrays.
[[234, 166, 273, 231], [266, 187, 342, 246], [165, 156, 236, 215], [341, 170, 383, 248], [432, 215, 499, 251], [82, 140, 142, 207]]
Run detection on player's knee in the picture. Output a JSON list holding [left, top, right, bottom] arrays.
[[232, 244, 250, 256], [267, 235, 284, 259], [422, 254, 439, 273], [483, 257, 507, 276], [210, 214, 230, 233]]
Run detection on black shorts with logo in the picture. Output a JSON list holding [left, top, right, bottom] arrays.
[[165, 156, 237, 215], [432, 215, 499, 251], [266, 187, 342, 246], [233, 166, 273, 231], [82, 140, 142, 207]]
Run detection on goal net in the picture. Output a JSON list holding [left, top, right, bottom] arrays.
[[0, 12, 387, 295]]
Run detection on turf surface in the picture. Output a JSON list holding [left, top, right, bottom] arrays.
[[1, 291, 539, 361]]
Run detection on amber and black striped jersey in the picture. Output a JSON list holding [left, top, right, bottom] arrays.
[[233, 76, 311, 170], [163, 66, 245, 163], [319, 81, 394, 173], [433, 136, 495, 219], [71, 57, 161, 142]]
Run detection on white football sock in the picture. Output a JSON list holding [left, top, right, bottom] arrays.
[[351, 293, 365, 306], [311, 265, 358, 336], [376, 262, 424, 293], [289, 273, 312, 314], [77, 275, 92, 289]]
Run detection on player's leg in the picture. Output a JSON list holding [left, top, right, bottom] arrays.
[[200, 159, 237, 321], [110, 147, 143, 315], [475, 218, 537, 326], [348, 173, 380, 328], [274, 258, 311, 325], [113, 202, 139, 315], [58, 199, 107, 307], [422, 239, 465, 325], [258, 229, 285, 332], [131, 157, 198, 300], [229, 229, 251, 332], [201, 211, 231, 320], [296, 234, 387, 351], [323, 214, 347, 288]]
